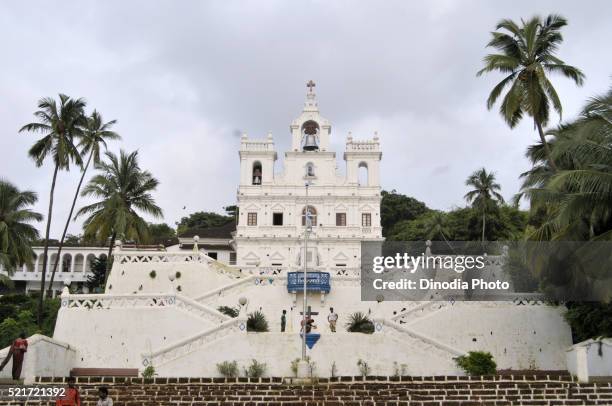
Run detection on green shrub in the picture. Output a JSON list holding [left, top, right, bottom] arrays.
[[246, 311, 269, 332], [216, 360, 239, 377], [346, 312, 374, 334], [0, 295, 59, 348], [357, 359, 371, 376], [244, 359, 266, 378], [455, 351, 497, 375], [218, 306, 239, 318], [141, 365, 156, 378], [564, 302, 612, 342]]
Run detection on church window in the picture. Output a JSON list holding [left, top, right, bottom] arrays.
[[208, 252, 218, 260], [247, 212, 258, 226], [336, 213, 347, 226], [362, 213, 371, 227], [252, 161, 262, 185], [273, 212, 283, 226], [301, 206, 317, 226], [229, 252, 237, 265], [358, 162, 368, 186], [306, 162, 315, 177]]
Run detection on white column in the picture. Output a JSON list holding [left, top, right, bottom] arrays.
[[70, 254, 75, 273], [575, 346, 590, 383]]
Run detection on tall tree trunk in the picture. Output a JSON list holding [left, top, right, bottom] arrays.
[[38, 163, 59, 328], [46, 152, 93, 298], [536, 120, 558, 172], [103, 232, 117, 289], [482, 212, 486, 243]]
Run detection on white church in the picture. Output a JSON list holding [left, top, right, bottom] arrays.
[[1, 84, 578, 381], [234, 80, 383, 277]]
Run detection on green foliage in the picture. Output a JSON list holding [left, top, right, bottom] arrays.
[[218, 306, 239, 318], [0, 179, 42, 274], [380, 190, 429, 237], [216, 360, 239, 377], [176, 211, 233, 235], [87, 256, 107, 292], [455, 351, 497, 375], [77, 149, 163, 247], [147, 223, 177, 245], [141, 365, 156, 378], [565, 302, 612, 342], [478, 14, 584, 170], [388, 206, 527, 242], [246, 311, 269, 332], [346, 312, 374, 334], [0, 294, 60, 348], [244, 359, 266, 378], [357, 359, 371, 376]]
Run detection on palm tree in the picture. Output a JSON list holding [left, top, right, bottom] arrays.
[[424, 211, 455, 251], [76, 150, 163, 282], [46, 111, 120, 297], [522, 86, 612, 241], [20, 94, 86, 326], [477, 14, 585, 171], [0, 180, 43, 276], [465, 168, 505, 242]]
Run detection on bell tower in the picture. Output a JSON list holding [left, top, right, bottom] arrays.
[[290, 81, 331, 152]]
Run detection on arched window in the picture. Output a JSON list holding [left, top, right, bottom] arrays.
[[74, 254, 84, 272], [252, 161, 262, 185], [358, 162, 369, 186], [61, 253, 72, 272], [301, 205, 317, 227], [306, 162, 315, 177]]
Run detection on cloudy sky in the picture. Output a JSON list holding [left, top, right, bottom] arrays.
[[1, 0, 610, 237]]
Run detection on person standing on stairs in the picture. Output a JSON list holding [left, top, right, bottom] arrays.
[[327, 308, 338, 332], [281, 309, 287, 332]]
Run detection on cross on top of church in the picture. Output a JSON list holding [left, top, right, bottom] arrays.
[[306, 80, 316, 93]]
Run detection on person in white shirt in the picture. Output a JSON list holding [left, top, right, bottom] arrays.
[[97, 387, 113, 406], [327, 307, 338, 332]]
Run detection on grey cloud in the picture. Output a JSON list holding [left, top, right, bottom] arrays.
[[0, 0, 610, 236]]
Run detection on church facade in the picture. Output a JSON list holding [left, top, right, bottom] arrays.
[[235, 83, 383, 275]]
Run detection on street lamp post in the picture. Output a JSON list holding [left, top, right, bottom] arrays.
[[301, 182, 310, 361]]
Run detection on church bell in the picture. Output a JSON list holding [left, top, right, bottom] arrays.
[[303, 133, 319, 151]]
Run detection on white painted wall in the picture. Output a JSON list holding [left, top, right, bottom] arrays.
[[0, 335, 75, 383], [154, 332, 463, 377], [567, 338, 612, 381], [408, 302, 572, 370], [53, 305, 215, 369], [106, 253, 238, 297]]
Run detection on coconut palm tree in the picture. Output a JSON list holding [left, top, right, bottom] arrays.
[[522, 86, 612, 241], [465, 168, 505, 242], [46, 111, 120, 297], [477, 14, 585, 171], [19, 94, 86, 326], [76, 150, 163, 282], [0, 180, 43, 275]]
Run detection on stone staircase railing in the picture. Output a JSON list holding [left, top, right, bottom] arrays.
[[390, 300, 450, 325], [143, 317, 246, 368], [379, 318, 465, 359], [60, 292, 230, 325], [113, 251, 244, 279]]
